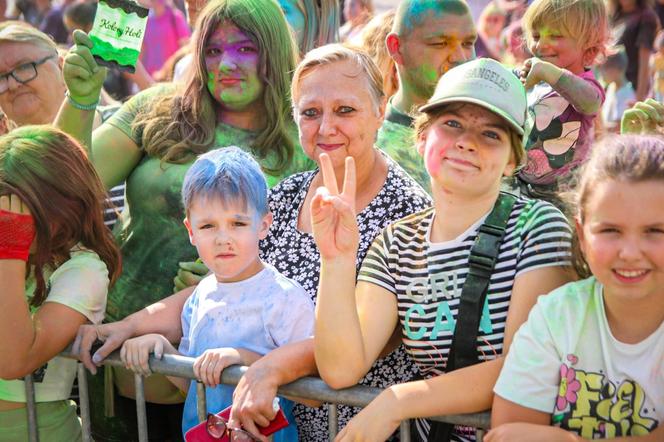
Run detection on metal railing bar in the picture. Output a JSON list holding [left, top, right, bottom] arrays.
[[60, 348, 491, 430], [399, 420, 411, 442], [24, 374, 39, 442], [134, 374, 148, 442], [327, 403, 338, 440], [196, 381, 207, 423], [77, 363, 92, 442]]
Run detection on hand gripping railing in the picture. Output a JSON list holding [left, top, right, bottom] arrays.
[[21, 349, 490, 442]]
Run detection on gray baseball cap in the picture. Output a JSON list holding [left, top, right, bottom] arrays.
[[418, 58, 527, 136]]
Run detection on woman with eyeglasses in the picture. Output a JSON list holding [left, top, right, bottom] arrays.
[[0, 23, 64, 127], [0, 22, 125, 228]]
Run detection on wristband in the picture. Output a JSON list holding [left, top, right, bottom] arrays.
[[0, 209, 36, 262], [66, 91, 99, 111]]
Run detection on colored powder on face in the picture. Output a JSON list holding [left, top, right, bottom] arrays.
[[375, 119, 431, 193], [424, 139, 443, 176], [418, 63, 439, 84], [405, 62, 440, 100], [207, 71, 216, 99], [400, 0, 469, 33]]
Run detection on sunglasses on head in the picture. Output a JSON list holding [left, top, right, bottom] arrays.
[[206, 413, 261, 441]]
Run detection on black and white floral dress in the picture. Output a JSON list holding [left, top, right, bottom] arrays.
[[260, 154, 432, 441]]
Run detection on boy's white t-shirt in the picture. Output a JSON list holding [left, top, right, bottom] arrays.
[[179, 264, 314, 357], [178, 264, 315, 434], [494, 277, 664, 438]]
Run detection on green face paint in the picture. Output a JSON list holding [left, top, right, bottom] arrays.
[[410, 63, 439, 98], [376, 119, 431, 193], [89, 0, 149, 73], [204, 23, 264, 112]]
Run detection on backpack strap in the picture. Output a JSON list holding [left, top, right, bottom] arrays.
[[447, 192, 517, 371], [419, 192, 518, 442]]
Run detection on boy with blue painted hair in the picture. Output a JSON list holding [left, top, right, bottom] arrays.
[[120, 146, 314, 440]]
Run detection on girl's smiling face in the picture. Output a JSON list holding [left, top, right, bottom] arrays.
[[578, 179, 664, 306], [416, 103, 515, 197], [529, 26, 588, 74], [205, 21, 264, 113]]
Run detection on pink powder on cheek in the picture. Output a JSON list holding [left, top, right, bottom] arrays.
[[425, 142, 445, 176]]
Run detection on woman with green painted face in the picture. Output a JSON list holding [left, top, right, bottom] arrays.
[[55, 0, 313, 440]]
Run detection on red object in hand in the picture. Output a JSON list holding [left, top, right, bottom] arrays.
[[185, 404, 289, 442], [0, 209, 36, 262]]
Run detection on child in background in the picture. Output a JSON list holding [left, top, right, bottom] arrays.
[[339, 0, 373, 44], [500, 19, 530, 68], [360, 9, 399, 99], [651, 32, 664, 103], [476, 1, 507, 60], [489, 135, 664, 441], [0, 126, 121, 441], [517, 0, 608, 202], [120, 147, 314, 440], [601, 47, 636, 133]]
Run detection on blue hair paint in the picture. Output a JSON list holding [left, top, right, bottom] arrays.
[[182, 146, 268, 218]]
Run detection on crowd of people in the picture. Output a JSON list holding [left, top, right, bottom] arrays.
[[0, 0, 663, 441]]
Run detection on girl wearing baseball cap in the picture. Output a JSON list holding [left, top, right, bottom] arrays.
[[312, 58, 574, 441]]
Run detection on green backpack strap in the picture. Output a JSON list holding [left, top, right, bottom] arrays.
[[447, 192, 517, 371]]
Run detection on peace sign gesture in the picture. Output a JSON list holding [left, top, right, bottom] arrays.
[[310, 154, 360, 260]]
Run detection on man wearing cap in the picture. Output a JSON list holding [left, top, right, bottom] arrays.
[[376, 0, 477, 192]]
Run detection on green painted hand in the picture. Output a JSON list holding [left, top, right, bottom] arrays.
[[63, 30, 107, 106], [172, 259, 209, 292], [621, 99, 664, 135]]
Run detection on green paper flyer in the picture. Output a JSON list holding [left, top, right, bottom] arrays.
[[89, 0, 149, 73]]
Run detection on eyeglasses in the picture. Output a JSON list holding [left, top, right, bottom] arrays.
[[0, 55, 56, 94], [206, 413, 261, 441]]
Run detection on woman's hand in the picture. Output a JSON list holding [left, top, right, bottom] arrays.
[[120, 333, 177, 377], [72, 321, 135, 374], [193, 347, 242, 388], [310, 154, 359, 260], [228, 362, 279, 436], [621, 99, 664, 134], [335, 388, 402, 442], [63, 30, 107, 106]]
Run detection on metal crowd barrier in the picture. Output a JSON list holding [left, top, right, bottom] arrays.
[[22, 350, 490, 442]]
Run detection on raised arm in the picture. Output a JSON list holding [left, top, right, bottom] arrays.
[[312, 154, 398, 388], [55, 30, 142, 190], [521, 58, 603, 115]]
